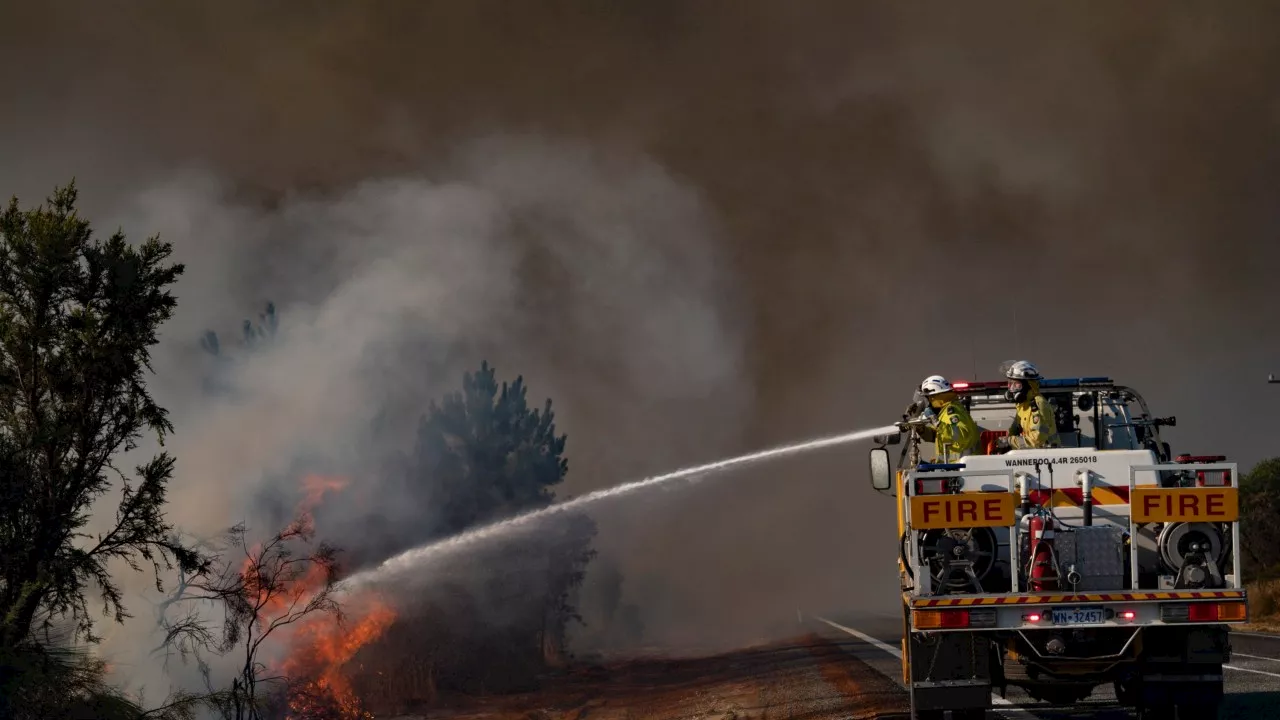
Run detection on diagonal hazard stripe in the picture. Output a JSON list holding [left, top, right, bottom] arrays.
[[1027, 487, 1132, 507], [908, 589, 1245, 607]]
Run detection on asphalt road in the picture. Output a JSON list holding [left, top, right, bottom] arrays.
[[808, 612, 1280, 718]]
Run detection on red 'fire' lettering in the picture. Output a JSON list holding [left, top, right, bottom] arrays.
[[983, 497, 1002, 520], [1179, 494, 1198, 515], [921, 501, 940, 524], [1206, 493, 1225, 516], [1142, 494, 1161, 516], [957, 499, 978, 522]]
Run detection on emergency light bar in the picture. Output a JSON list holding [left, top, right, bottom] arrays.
[[1174, 455, 1232, 486], [952, 377, 1114, 392], [1040, 377, 1113, 388]]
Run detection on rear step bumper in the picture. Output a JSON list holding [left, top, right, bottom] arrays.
[[906, 590, 1247, 632]]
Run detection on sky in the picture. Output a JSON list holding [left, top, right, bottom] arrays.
[[3, 0, 1280, 684]]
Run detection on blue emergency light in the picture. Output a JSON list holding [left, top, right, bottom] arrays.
[[1040, 377, 1113, 388], [918, 462, 966, 471]]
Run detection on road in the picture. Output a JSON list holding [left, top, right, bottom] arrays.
[[808, 612, 1280, 718]]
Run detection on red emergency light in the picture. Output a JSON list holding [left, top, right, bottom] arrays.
[[951, 381, 1006, 391], [915, 477, 956, 495], [1174, 455, 1231, 486], [1176, 454, 1227, 463]]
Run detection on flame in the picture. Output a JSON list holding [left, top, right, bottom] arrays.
[[283, 594, 397, 719], [239, 473, 395, 719], [299, 475, 349, 516]]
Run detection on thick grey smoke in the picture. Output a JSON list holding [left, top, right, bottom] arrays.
[[4, 0, 1280, 696], [80, 138, 751, 694]]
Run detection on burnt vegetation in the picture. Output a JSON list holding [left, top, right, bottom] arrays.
[[0, 185, 602, 718]]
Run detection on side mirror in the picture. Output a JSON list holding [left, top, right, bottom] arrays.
[[870, 447, 893, 491]]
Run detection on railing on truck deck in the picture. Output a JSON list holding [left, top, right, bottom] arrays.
[[1127, 462, 1242, 591], [899, 467, 1020, 597], [901, 461, 1245, 596]]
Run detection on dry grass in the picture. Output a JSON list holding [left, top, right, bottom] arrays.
[[1242, 580, 1280, 633], [368, 635, 906, 720]]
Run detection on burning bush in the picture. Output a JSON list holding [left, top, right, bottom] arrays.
[[278, 592, 397, 719], [159, 360, 601, 717], [160, 474, 398, 720]]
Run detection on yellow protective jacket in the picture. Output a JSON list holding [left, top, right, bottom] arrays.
[[1009, 393, 1060, 449], [927, 401, 980, 460]]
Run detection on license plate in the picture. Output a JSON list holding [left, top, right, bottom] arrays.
[[1050, 606, 1105, 626]]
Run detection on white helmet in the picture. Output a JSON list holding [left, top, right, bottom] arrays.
[[920, 375, 953, 396], [1004, 360, 1041, 381]]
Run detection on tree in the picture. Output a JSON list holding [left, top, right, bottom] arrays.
[[391, 361, 598, 685], [1240, 458, 1280, 578], [157, 517, 342, 720], [200, 302, 278, 397], [0, 183, 202, 650], [201, 302, 278, 360], [414, 361, 572, 536]]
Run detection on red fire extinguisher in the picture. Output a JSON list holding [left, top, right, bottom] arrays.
[[1027, 512, 1059, 592]]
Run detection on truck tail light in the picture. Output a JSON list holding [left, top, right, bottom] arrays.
[[1117, 610, 1136, 621], [913, 609, 970, 629], [1162, 601, 1247, 623]]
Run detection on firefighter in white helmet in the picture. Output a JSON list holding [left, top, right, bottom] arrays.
[[912, 375, 980, 461], [1003, 360, 1060, 449]]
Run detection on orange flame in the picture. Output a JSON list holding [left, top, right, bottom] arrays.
[[283, 594, 397, 719], [299, 475, 348, 516], [239, 474, 395, 719]]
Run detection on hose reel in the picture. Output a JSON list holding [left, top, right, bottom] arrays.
[[1156, 522, 1230, 589], [916, 526, 999, 595]]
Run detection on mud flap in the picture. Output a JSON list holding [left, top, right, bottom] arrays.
[[1135, 627, 1227, 717], [908, 631, 993, 712]]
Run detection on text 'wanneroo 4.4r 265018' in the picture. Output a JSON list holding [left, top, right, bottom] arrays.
[[867, 376, 1245, 720]]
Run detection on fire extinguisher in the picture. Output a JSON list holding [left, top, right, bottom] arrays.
[[1027, 511, 1059, 592]]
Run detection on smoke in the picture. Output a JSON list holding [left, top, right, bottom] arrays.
[[77, 138, 751, 696], [4, 0, 1280, 697]]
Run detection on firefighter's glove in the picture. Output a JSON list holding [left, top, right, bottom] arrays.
[[994, 436, 1012, 452]]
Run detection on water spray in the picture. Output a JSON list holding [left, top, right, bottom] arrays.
[[340, 424, 900, 592]]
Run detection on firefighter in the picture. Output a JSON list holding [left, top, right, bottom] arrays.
[[1004, 360, 1060, 449], [912, 375, 980, 461]]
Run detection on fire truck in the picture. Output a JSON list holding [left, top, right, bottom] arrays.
[[868, 376, 1246, 720]]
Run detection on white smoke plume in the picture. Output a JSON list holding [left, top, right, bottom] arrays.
[[86, 136, 751, 698]]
